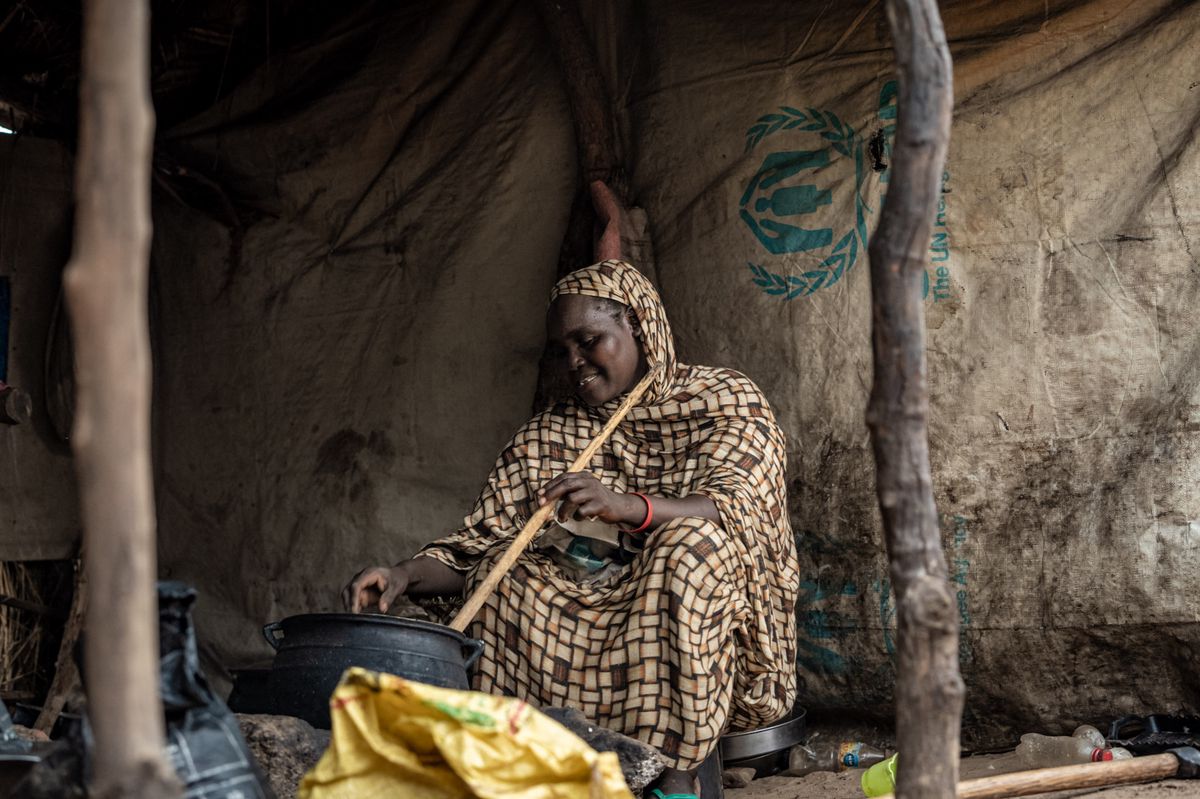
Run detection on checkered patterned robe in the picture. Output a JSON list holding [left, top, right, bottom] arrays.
[[419, 261, 798, 769]]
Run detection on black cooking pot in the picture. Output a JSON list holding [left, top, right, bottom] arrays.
[[262, 613, 484, 729]]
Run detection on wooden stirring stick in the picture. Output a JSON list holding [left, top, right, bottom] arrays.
[[448, 368, 658, 632]]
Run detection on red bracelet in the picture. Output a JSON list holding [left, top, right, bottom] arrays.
[[622, 492, 654, 534]]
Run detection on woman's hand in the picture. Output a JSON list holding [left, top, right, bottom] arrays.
[[342, 558, 467, 610], [538, 472, 644, 527], [342, 564, 411, 613]]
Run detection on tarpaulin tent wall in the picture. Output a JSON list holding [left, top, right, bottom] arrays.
[[1, 0, 1195, 746], [0, 138, 80, 559], [151, 0, 576, 669], [602, 0, 1200, 743]]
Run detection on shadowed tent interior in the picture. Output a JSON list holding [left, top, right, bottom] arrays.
[[0, 0, 1196, 749]]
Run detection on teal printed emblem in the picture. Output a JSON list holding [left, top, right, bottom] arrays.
[[740, 81, 959, 302], [742, 106, 867, 298], [795, 577, 857, 675]]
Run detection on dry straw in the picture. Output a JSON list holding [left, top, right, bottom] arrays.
[[0, 561, 51, 700]]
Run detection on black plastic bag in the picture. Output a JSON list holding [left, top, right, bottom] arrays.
[[158, 581, 274, 798], [1108, 714, 1200, 755], [15, 582, 274, 798], [0, 698, 32, 754], [10, 712, 88, 798]]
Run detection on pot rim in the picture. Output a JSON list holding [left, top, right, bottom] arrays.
[[273, 612, 468, 640]]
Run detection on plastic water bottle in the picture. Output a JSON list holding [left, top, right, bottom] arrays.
[[787, 741, 889, 776], [1073, 725, 1107, 748], [1016, 726, 1133, 767]]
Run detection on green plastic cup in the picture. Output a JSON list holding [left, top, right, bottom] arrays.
[[861, 753, 899, 797]]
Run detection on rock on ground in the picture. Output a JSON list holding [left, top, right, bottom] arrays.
[[724, 766, 758, 789], [237, 713, 330, 799], [542, 706, 666, 792], [9, 724, 50, 743]]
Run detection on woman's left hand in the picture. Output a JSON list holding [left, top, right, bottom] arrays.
[[538, 472, 642, 526]]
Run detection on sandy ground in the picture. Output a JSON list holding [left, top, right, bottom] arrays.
[[730, 754, 1200, 799]]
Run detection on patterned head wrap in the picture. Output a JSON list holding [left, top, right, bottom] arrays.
[[549, 260, 678, 405]]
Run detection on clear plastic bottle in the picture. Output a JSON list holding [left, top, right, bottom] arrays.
[[1016, 726, 1132, 768], [1072, 725, 1107, 748], [787, 741, 889, 776]]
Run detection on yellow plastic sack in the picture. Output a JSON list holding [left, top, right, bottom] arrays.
[[299, 667, 634, 799]]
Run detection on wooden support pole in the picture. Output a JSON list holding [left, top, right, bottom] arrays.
[[865, 2, 961, 799], [532, 0, 656, 409], [64, 0, 180, 796], [531, 0, 626, 195], [532, 0, 629, 275]]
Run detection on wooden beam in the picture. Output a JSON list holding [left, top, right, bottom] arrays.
[[531, 0, 625, 194], [532, 0, 629, 275], [865, 2, 961, 799], [64, 0, 180, 795]]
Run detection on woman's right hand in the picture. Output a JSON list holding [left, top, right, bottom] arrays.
[[342, 564, 411, 613]]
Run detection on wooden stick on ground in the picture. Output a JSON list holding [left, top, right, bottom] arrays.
[[33, 552, 85, 735], [865, 2, 960, 798], [954, 754, 1181, 799], [450, 368, 657, 632], [876, 753, 1183, 799], [64, 0, 179, 795]]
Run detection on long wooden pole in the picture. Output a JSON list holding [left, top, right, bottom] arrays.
[[65, 0, 180, 795], [865, 2, 960, 799], [875, 753, 1182, 799], [451, 368, 656, 632]]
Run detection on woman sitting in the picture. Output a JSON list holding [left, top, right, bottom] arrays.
[[344, 259, 798, 798]]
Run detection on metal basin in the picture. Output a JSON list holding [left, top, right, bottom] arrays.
[[719, 705, 807, 777]]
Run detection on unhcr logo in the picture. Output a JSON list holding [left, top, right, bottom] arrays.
[[740, 150, 834, 255], [741, 106, 868, 299], [742, 83, 954, 302]]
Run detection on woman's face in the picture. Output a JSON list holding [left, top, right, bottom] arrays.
[[546, 295, 648, 406]]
